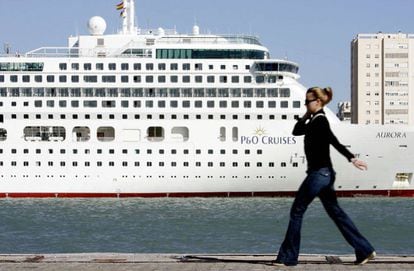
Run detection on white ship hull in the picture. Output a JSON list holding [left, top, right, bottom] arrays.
[[1, 0, 413, 197]]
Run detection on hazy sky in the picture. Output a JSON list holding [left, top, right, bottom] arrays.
[[0, 0, 413, 110]]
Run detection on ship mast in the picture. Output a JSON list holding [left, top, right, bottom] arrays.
[[122, 0, 137, 35]]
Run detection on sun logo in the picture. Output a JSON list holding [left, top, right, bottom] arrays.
[[254, 127, 266, 136]]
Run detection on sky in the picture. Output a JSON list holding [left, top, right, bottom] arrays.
[[0, 0, 413, 110]]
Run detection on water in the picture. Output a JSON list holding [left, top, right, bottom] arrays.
[[0, 198, 412, 255]]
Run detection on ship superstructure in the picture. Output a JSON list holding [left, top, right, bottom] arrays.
[[0, 0, 413, 197]]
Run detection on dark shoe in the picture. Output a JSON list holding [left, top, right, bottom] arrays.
[[354, 251, 376, 265], [271, 260, 297, 267]]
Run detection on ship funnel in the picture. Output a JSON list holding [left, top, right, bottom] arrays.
[[121, 0, 137, 35]]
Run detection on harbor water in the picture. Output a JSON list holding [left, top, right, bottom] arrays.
[[0, 198, 412, 255]]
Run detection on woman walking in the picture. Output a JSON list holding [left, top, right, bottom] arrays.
[[274, 87, 376, 266]]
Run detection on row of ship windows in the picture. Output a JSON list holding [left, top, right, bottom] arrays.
[[0, 87, 290, 98], [0, 113, 299, 122], [0, 74, 280, 84], [58, 63, 249, 71], [0, 161, 299, 168], [1, 100, 301, 109], [1, 148, 264, 155]]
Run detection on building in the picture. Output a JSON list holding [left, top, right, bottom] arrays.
[[337, 101, 351, 122], [351, 32, 414, 125]]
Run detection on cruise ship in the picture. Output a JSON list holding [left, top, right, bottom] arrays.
[[0, 0, 413, 197]]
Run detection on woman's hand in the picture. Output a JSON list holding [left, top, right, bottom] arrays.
[[351, 158, 368, 170]]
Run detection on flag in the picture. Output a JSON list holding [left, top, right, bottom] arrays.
[[116, 1, 124, 10]]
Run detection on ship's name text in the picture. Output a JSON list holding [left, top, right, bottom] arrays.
[[241, 136, 297, 145], [376, 132, 407, 139]]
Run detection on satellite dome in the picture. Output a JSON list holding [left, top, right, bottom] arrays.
[[87, 16, 107, 35]]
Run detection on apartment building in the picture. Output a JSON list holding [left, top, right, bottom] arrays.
[[351, 32, 414, 125]]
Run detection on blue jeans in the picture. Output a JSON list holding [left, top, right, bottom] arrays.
[[276, 167, 375, 266]]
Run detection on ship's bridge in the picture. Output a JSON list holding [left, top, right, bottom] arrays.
[[253, 60, 300, 80]]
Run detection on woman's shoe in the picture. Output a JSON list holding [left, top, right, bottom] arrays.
[[355, 251, 376, 265]]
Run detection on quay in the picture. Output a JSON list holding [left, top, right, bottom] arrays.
[[0, 253, 413, 271]]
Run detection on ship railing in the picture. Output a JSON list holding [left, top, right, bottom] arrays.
[[156, 35, 262, 45]]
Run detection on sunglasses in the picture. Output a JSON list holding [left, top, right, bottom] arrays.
[[304, 98, 318, 105]]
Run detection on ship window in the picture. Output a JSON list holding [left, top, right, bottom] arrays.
[[97, 127, 115, 142], [146, 76, 154, 83], [133, 63, 141, 70], [84, 76, 97, 83], [121, 63, 129, 70], [134, 162, 140, 167], [102, 76, 116, 83], [84, 100, 97, 107], [73, 127, 90, 142], [232, 127, 238, 141], [219, 101, 227, 108], [206, 76, 215, 83], [102, 100, 116, 108], [231, 76, 239, 83], [109, 162, 114, 166], [96, 63, 104, 70], [218, 88, 229, 97], [281, 162, 286, 167], [219, 76, 227, 83], [59, 75, 67, 83], [268, 101, 276, 108], [158, 63, 166, 70], [109, 114, 115, 119], [170, 63, 178, 70], [183, 101, 190, 108], [243, 88, 253, 97], [257, 115, 263, 120], [170, 101, 178, 108], [22, 75, 30, 82], [267, 88, 278, 97], [208, 162, 213, 167], [59, 101, 67, 107], [70, 88, 81, 97], [170, 75, 178, 83], [158, 76, 166, 83], [145, 101, 153, 108], [183, 63, 190, 70], [208, 115, 213, 119], [244, 101, 252, 108], [133, 75, 141, 83], [255, 88, 266, 97], [147, 127, 164, 142], [256, 101, 264, 108], [220, 127, 226, 141], [293, 101, 301, 108], [281, 101, 288, 108], [71, 63, 79, 70], [97, 162, 102, 167], [243, 76, 252, 83], [10, 75, 18, 82], [195, 76, 202, 83], [121, 101, 129, 108], [109, 149, 115, 154], [256, 76, 265, 83], [47, 100, 55, 107], [206, 88, 216, 97], [146, 63, 153, 70], [220, 65, 226, 70], [108, 63, 116, 70], [133, 101, 141, 108], [71, 101, 79, 108], [84, 63, 92, 70], [190, 101, 201, 109], [245, 162, 250, 167], [279, 88, 291, 97], [34, 100, 42, 107], [206, 101, 214, 108], [35, 75, 42, 83], [0, 129, 6, 141], [183, 76, 190, 83], [270, 115, 275, 120], [171, 127, 189, 141]]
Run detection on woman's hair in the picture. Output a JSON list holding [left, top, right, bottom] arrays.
[[307, 87, 333, 106]]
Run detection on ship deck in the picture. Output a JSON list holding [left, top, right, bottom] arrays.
[[0, 253, 413, 270]]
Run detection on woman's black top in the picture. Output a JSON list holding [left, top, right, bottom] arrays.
[[292, 109, 354, 170]]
